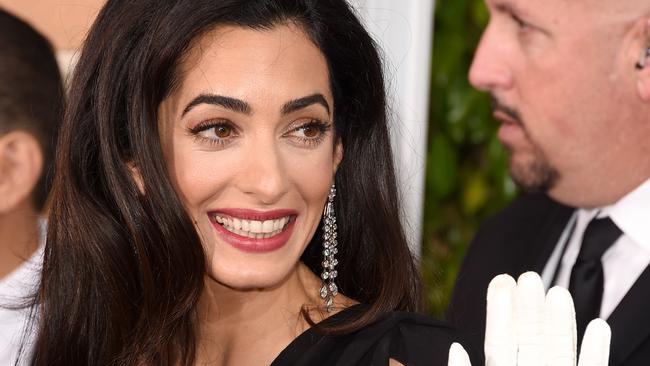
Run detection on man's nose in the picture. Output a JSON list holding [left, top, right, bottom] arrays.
[[237, 140, 290, 205], [468, 24, 513, 92]]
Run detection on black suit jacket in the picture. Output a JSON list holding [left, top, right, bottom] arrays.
[[447, 193, 650, 365]]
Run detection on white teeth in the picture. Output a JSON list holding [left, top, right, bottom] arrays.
[[250, 220, 262, 233], [212, 214, 291, 239], [262, 220, 274, 233], [275, 218, 287, 230]]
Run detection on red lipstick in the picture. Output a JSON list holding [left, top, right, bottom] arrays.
[[208, 209, 297, 253]]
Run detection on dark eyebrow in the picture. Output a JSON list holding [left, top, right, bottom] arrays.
[[181, 93, 330, 117], [281, 94, 330, 116], [181, 94, 252, 117]]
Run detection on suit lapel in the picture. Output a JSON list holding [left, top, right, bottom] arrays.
[[607, 264, 650, 364]]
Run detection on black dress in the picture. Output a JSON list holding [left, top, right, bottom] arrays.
[[271, 304, 480, 366]]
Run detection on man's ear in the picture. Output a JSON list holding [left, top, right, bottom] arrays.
[[333, 138, 343, 175], [633, 19, 650, 101], [637, 64, 650, 101], [0, 131, 43, 213], [127, 162, 145, 195]]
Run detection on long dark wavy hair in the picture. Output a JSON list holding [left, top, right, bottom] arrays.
[[32, 0, 420, 365]]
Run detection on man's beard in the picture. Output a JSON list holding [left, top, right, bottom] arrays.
[[492, 97, 559, 193], [508, 149, 559, 193]]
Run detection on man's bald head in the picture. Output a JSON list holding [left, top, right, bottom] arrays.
[[472, 0, 650, 207]]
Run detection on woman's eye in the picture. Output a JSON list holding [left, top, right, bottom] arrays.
[[286, 120, 331, 147], [198, 124, 235, 140], [212, 125, 233, 139], [188, 120, 237, 147], [298, 125, 321, 138]]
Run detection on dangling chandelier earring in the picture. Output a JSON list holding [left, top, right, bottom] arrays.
[[320, 184, 339, 312]]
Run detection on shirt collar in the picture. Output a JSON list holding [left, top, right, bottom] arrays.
[[597, 178, 650, 254]]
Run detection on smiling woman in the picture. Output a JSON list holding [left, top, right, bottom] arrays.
[[28, 1, 478, 365]]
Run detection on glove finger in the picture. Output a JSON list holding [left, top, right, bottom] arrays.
[[485, 274, 517, 366], [515, 272, 546, 366], [448, 342, 472, 366], [543, 286, 577, 366], [577, 319, 611, 366]]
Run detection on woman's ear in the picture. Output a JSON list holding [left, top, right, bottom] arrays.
[[0, 131, 43, 213], [127, 162, 145, 195], [333, 138, 343, 175]]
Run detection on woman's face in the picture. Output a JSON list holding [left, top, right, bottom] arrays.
[[157, 23, 342, 290]]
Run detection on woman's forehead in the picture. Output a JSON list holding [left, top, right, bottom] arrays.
[[169, 23, 332, 116]]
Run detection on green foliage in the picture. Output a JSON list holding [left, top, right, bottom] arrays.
[[421, 0, 518, 318]]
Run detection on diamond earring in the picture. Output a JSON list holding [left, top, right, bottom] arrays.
[[320, 184, 339, 312]]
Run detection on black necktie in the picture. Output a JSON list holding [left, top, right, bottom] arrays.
[[569, 217, 622, 345]]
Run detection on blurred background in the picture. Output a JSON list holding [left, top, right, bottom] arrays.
[[0, 0, 517, 318], [423, 0, 516, 316]]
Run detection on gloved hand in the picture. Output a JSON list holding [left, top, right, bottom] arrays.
[[447, 272, 611, 366]]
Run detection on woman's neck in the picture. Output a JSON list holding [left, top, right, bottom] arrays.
[[195, 263, 325, 366]]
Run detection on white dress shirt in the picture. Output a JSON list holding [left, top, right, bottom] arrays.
[[0, 221, 44, 366], [541, 178, 650, 319]]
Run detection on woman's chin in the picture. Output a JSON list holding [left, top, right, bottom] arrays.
[[204, 266, 296, 292]]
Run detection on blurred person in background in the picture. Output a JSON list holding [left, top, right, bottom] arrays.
[[448, 0, 650, 365], [0, 8, 63, 365]]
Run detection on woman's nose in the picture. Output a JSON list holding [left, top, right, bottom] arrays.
[[236, 140, 290, 205]]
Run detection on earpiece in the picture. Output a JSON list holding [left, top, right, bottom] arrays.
[[635, 47, 650, 70]]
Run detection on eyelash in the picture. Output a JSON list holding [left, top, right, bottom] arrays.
[[511, 14, 530, 31], [188, 119, 236, 148], [288, 119, 332, 148], [187, 119, 332, 149]]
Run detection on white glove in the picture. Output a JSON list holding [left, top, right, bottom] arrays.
[[447, 272, 611, 366]]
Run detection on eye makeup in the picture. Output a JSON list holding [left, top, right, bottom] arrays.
[[186, 118, 332, 149]]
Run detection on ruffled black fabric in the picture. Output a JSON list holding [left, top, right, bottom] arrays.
[[271, 305, 480, 366]]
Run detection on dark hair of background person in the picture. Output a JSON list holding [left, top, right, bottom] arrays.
[[32, 0, 420, 365], [0, 8, 64, 210]]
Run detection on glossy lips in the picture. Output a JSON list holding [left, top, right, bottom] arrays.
[[209, 209, 297, 253]]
